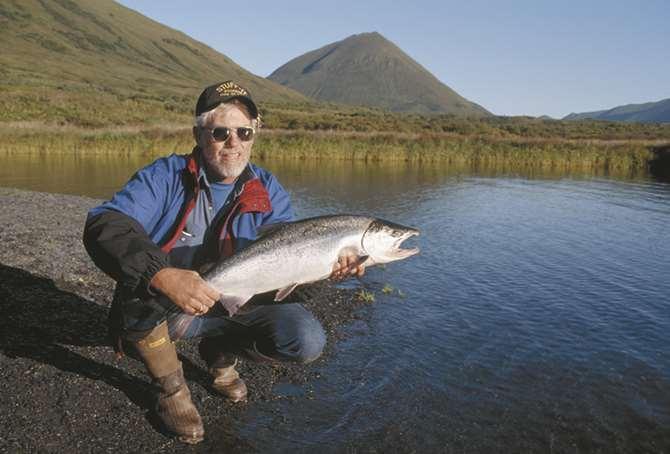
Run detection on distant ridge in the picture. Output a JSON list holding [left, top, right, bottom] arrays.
[[0, 0, 306, 124], [563, 98, 670, 123], [268, 32, 491, 117]]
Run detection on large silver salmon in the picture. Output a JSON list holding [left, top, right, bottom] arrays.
[[204, 215, 420, 316]]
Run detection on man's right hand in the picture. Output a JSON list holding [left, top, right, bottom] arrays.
[[150, 268, 221, 316]]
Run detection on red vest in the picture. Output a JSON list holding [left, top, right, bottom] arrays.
[[159, 149, 271, 257]]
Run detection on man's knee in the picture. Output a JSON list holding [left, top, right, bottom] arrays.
[[292, 319, 326, 364], [269, 305, 326, 364]]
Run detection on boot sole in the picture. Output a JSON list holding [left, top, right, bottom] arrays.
[[212, 386, 247, 403], [178, 433, 205, 444]]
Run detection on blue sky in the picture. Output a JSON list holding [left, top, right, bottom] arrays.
[[117, 0, 669, 118]]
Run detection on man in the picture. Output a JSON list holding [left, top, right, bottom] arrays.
[[83, 81, 364, 444]]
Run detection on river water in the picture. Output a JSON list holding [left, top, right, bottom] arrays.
[[2, 152, 669, 452]]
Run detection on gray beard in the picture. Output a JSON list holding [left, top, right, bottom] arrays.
[[205, 159, 247, 182], [220, 161, 247, 180]]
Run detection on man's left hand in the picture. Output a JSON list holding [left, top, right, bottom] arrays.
[[331, 254, 366, 281]]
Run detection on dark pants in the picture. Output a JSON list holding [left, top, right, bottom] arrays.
[[114, 287, 326, 365], [170, 302, 326, 364]]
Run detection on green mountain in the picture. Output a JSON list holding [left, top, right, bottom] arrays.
[[563, 98, 670, 123], [0, 0, 306, 126], [268, 32, 491, 117]]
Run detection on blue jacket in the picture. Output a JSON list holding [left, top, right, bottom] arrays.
[[84, 147, 294, 297]]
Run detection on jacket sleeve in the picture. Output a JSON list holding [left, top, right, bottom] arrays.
[[83, 158, 175, 296], [83, 210, 169, 297], [262, 174, 295, 224]]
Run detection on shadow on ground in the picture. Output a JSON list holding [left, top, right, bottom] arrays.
[[0, 263, 353, 451], [0, 263, 157, 411], [0, 263, 259, 450]]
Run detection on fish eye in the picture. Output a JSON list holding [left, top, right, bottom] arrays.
[[391, 230, 403, 238]]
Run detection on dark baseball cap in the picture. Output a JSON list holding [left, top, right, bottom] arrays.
[[195, 81, 259, 119]]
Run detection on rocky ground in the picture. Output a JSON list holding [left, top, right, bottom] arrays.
[[0, 188, 368, 453]]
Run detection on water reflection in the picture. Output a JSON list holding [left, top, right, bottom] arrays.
[[0, 151, 152, 198]]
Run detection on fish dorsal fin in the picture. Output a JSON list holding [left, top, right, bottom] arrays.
[[275, 283, 299, 302], [219, 294, 254, 317], [256, 222, 287, 238]]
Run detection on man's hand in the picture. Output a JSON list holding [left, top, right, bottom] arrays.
[[150, 268, 220, 316], [331, 253, 366, 281]]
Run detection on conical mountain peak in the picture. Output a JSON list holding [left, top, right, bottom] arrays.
[[269, 32, 490, 116]]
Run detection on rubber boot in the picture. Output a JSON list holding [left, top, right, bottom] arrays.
[[198, 337, 247, 402], [210, 360, 248, 403], [128, 321, 204, 444]]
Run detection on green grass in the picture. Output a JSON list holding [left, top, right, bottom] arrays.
[[0, 125, 664, 178], [0, 126, 190, 155], [254, 131, 660, 176], [0, 0, 306, 122], [260, 104, 670, 141], [355, 289, 376, 303]]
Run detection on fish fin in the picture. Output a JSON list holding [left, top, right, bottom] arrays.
[[219, 294, 253, 317], [274, 283, 299, 302], [351, 255, 370, 268], [340, 255, 370, 273], [256, 222, 288, 238]]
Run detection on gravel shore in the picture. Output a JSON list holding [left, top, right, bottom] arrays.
[[0, 187, 366, 452]]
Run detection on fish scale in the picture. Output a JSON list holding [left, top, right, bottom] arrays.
[[199, 214, 419, 317]]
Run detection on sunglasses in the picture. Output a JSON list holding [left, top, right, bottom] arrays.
[[202, 126, 255, 142]]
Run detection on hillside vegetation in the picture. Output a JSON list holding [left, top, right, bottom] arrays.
[[0, 0, 305, 127], [261, 103, 670, 141]]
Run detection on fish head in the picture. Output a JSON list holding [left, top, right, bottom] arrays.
[[361, 219, 420, 264]]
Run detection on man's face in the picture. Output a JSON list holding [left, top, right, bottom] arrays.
[[195, 104, 254, 183]]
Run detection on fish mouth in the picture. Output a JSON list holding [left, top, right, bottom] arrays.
[[392, 230, 420, 258]]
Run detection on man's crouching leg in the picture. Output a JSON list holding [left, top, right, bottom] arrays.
[[250, 303, 327, 365], [198, 303, 326, 402], [126, 321, 204, 444]]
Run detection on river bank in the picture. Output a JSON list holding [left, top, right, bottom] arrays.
[[0, 187, 368, 452], [2, 126, 669, 178]]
